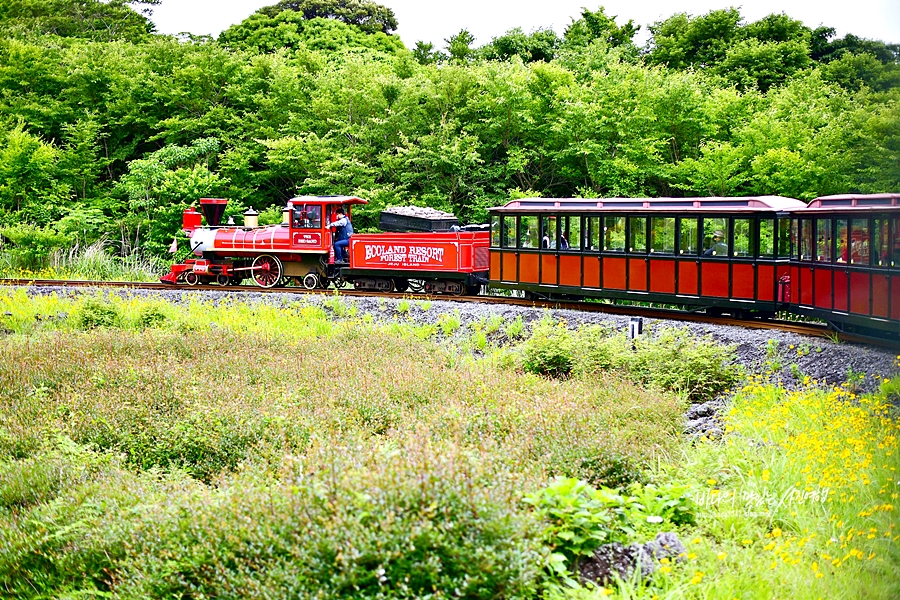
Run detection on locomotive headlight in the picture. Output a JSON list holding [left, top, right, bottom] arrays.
[[190, 228, 217, 256]]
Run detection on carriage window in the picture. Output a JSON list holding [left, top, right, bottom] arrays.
[[791, 219, 799, 259], [540, 215, 558, 249], [679, 218, 699, 255], [733, 219, 752, 257], [519, 215, 538, 248], [629, 217, 647, 253], [893, 218, 900, 268], [650, 217, 675, 254], [836, 219, 848, 263], [816, 219, 833, 262], [850, 219, 869, 265], [760, 219, 775, 258], [800, 219, 813, 261], [604, 216, 625, 252], [502, 216, 516, 248], [587, 217, 601, 251], [491, 215, 501, 247], [703, 218, 728, 257], [777, 219, 791, 258], [562, 215, 581, 251], [874, 218, 888, 267]]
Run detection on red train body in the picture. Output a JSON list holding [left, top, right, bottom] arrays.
[[162, 196, 489, 294], [161, 193, 900, 341]]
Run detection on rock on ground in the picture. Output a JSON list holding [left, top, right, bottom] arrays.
[[578, 532, 687, 585]]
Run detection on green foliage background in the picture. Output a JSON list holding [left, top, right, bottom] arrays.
[[0, 0, 897, 258]]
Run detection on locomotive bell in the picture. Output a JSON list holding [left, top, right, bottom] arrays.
[[243, 207, 259, 228]]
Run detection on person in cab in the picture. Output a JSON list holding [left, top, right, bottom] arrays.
[[329, 207, 353, 263]]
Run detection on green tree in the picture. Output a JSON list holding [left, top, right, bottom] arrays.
[[116, 138, 226, 253], [563, 6, 639, 50], [480, 27, 560, 63], [0, 0, 160, 42], [647, 8, 742, 69], [219, 11, 405, 55], [446, 29, 475, 63], [412, 40, 444, 65], [0, 125, 70, 221], [715, 38, 811, 92], [259, 0, 397, 34]]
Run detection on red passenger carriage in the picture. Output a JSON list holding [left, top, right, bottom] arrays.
[[487, 196, 805, 317], [787, 194, 900, 338]]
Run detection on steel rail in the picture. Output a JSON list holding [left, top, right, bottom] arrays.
[[0, 278, 889, 347]]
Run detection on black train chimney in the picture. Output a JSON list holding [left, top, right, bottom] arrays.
[[199, 198, 228, 226]]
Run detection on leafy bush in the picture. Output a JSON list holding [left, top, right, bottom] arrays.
[[529, 321, 740, 403], [82, 409, 272, 482], [523, 477, 697, 579], [571, 324, 627, 374], [0, 224, 71, 271], [522, 318, 574, 376], [72, 296, 121, 329], [522, 477, 614, 572], [630, 328, 742, 402]]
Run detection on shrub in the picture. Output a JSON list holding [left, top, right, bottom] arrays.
[[522, 318, 573, 377], [72, 296, 121, 329], [522, 477, 615, 572], [523, 478, 697, 580], [0, 224, 71, 271], [571, 324, 627, 375], [564, 325, 741, 402], [137, 303, 169, 329], [630, 328, 741, 402], [112, 441, 544, 598]]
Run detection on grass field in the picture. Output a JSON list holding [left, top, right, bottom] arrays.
[[0, 289, 897, 598]]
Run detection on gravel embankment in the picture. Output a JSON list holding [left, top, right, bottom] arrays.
[[21, 286, 899, 437]]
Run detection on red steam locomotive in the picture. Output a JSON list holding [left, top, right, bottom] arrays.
[[160, 196, 490, 294], [161, 193, 900, 341]]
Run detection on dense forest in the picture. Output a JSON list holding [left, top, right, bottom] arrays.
[[0, 0, 898, 257]]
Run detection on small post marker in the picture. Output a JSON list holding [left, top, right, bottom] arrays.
[[629, 317, 643, 350]]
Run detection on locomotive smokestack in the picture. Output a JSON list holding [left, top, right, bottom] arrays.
[[199, 198, 228, 226]]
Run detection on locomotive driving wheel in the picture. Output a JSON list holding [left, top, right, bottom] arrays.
[[252, 254, 284, 288]]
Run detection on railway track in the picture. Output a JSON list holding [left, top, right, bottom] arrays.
[[0, 278, 888, 346]]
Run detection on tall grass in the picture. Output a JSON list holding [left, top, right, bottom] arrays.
[[0, 239, 165, 281], [1, 289, 896, 598], [0, 289, 685, 598]]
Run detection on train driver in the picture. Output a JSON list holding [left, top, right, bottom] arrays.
[[329, 207, 353, 263]]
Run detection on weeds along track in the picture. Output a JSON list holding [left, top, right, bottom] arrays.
[[0, 277, 886, 347]]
